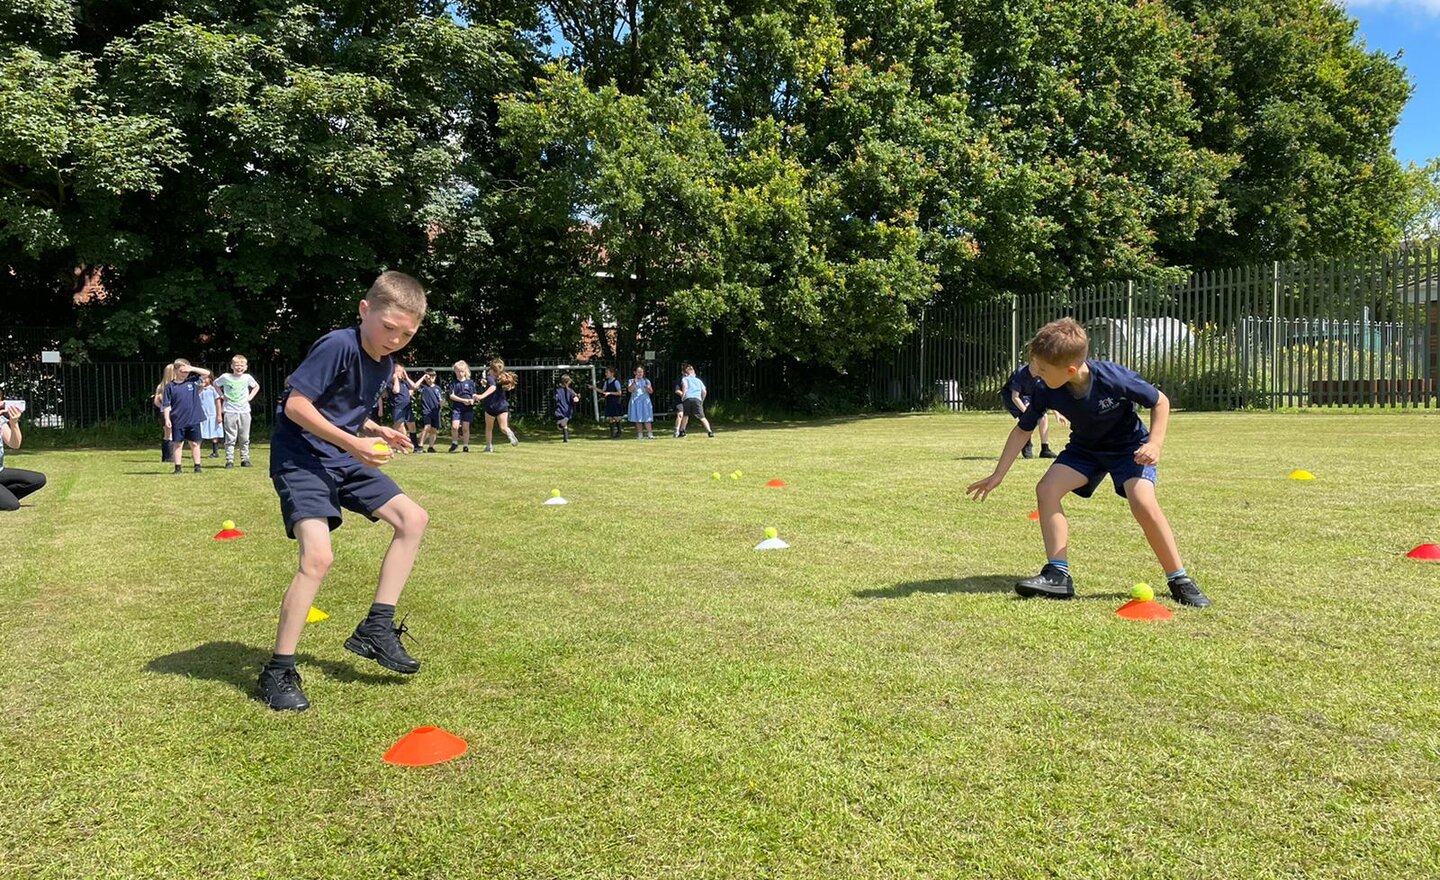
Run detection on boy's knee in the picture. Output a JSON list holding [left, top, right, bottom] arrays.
[[0, 496, 18, 512], [299, 548, 334, 577]]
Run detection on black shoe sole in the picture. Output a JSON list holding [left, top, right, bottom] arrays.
[[344, 635, 420, 674], [1170, 593, 1212, 609], [261, 693, 311, 711], [1014, 582, 1074, 599]]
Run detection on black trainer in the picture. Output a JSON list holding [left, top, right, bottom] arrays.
[[1015, 564, 1075, 599], [173, 465, 182, 474], [1168, 575, 1212, 609], [344, 615, 420, 674], [193, 464, 203, 473], [448, 443, 458, 453], [258, 665, 311, 711], [1021, 441, 1035, 459], [707, 430, 714, 438], [225, 461, 234, 469], [241, 460, 252, 467], [1039, 444, 1056, 458]]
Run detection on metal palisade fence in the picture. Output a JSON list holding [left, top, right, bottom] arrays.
[[870, 245, 1439, 411], [3, 246, 1437, 428]]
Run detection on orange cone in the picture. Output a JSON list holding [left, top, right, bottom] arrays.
[[1027, 510, 1040, 521], [1115, 600, 1174, 621], [214, 528, 245, 540], [1406, 543, 1440, 561], [383, 726, 468, 766], [766, 479, 787, 488]]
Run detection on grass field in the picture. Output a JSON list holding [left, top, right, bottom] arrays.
[[3, 412, 1439, 879]]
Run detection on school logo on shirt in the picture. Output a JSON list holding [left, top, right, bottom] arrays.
[[1097, 397, 1119, 413]]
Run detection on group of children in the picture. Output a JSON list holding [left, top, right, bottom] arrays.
[[382, 359, 519, 454], [590, 363, 714, 441], [143, 270, 1208, 713], [154, 355, 259, 472]]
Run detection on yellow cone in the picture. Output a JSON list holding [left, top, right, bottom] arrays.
[[306, 606, 329, 624], [1288, 469, 1315, 481]]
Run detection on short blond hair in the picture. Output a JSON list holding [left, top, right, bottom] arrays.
[[366, 271, 427, 318], [1029, 318, 1089, 366]]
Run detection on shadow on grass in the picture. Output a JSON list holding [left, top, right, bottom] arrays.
[[145, 640, 403, 699], [857, 575, 1130, 602]]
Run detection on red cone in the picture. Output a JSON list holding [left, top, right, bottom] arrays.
[[766, 479, 787, 488], [383, 726, 468, 766], [1027, 510, 1040, 521], [1406, 543, 1440, 561], [1116, 600, 1174, 621], [213, 528, 245, 541]]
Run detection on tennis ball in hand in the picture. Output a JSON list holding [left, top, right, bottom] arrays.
[[764, 527, 778, 539], [1131, 583, 1154, 602], [551, 488, 562, 498], [372, 441, 391, 453], [222, 520, 236, 531]]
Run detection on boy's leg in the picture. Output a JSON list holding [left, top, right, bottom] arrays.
[[273, 518, 335, 656], [449, 420, 460, 451], [223, 413, 238, 463], [172, 435, 183, 467], [1016, 464, 1088, 599], [0, 469, 45, 510], [344, 494, 428, 674], [1039, 413, 1051, 446], [1123, 478, 1182, 573], [238, 412, 252, 463]]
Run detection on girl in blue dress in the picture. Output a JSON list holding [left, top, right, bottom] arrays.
[[199, 374, 224, 457], [627, 366, 654, 439]]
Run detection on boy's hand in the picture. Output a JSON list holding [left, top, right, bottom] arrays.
[[1133, 441, 1161, 466], [4, 405, 20, 421], [374, 425, 414, 453], [348, 435, 394, 466], [966, 472, 1004, 501]]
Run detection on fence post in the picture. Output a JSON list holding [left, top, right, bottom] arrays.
[[1125, 280, 1135, 367], [918, 306, 927, 407], [1010, 295, 1019, 367], [1271, 260, 1281, 411]]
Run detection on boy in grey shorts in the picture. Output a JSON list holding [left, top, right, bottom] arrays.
[[214, 354, 260, 468]]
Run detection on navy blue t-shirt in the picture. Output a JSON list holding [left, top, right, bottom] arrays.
[[162, 374, 205, 428], [392, 380, 413, 412], [419, 383, 442, 414], [554, 386, 576, 419], [1003, 364, 1038, 399], [272, 326, 393, 466], [449, 378, 477, 410], [1018, 360, 1159, 452], [482, 373, 509, 413]]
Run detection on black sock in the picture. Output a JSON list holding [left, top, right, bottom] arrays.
[[409, 432, 419, 447], [367, 602, 396, 622], [268, 653, 297, 670]]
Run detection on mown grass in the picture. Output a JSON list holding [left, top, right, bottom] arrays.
[[2, 412, 1438, 879]]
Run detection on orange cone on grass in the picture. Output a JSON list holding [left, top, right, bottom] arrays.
[[1027, 510, 1040, 521], [766, 479, 787, 488], [383, 726, 468, 766], [1406, 543, 1440, 561], [214, 519, 244, 540], [1116, 583, 1173, 621]]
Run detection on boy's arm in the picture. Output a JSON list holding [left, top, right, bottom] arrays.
[[247, 375, 260, 401], [284, 393, 391, 464], [1010, 390, 1026, 411], [1134, 392, 1169, 465], [189, 365, 211, 378]]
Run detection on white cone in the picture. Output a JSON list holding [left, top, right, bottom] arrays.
[[754, 537, 789, 551], [544, 496, 568, 506]]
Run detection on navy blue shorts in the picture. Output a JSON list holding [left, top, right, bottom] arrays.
[[393, 405, 414, 423], [1054, 445, 1156, 499], [172, 423, 202, 442], [421, 409, 440, 428], [452, 407, 474, 424], [484, 406, 509, 418], [272, 459, 404, 539]]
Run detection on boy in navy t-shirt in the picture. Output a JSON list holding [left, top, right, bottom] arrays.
[[161, 359, 212, 474], [257, 271, 432, 712], [1001, 363, 1055, 459], [553, 372, 580, 442], [967, 318, 1210, 608], [417, 370, 443, 452]]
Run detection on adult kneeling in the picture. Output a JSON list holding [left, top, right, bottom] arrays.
[[0, 404, 46, 511]]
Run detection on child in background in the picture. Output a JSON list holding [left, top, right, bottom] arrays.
[[199, 374, 224, 458], [679, 364, 714, 438], [214, 354, 260, 468], [153, 364, 176, 462], [672, 371, 687, 437], [389, 364, 420, 450], [447, 360, 477, 453], [418, 370, 442, 452], [162, 359, 213, 473], [475, 358, 519, 452], [627, 366, 654, 439], [601, 367, 624, 438], [1002, 362, 1055, 459], [554, 373, 581, 442]]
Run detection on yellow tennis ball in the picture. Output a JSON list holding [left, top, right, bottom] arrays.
[[764, 527, 778, 539], [712, 472, 721, 480], [735, 470, 743, 477], [372, 441, 390, 453], [551, 488, 562, 498], [1131, 583, 1154, 602], [730, 473, 739, 480], [222, 520, 236, 531]]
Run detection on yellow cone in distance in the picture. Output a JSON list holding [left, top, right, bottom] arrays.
[[306, 606, 329, 624], [1289, 469, 1315, 481]]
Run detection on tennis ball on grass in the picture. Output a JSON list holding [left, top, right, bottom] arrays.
[[222, 520, 236, 531], [551, 488, 562, 498], [1131, 583, 1154, 602], [764, 527, 778, 539]]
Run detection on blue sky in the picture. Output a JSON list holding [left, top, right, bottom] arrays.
[[1345, 0, 1440, 166]]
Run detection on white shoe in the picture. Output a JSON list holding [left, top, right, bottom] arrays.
[[505, 430, 518, 446]]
